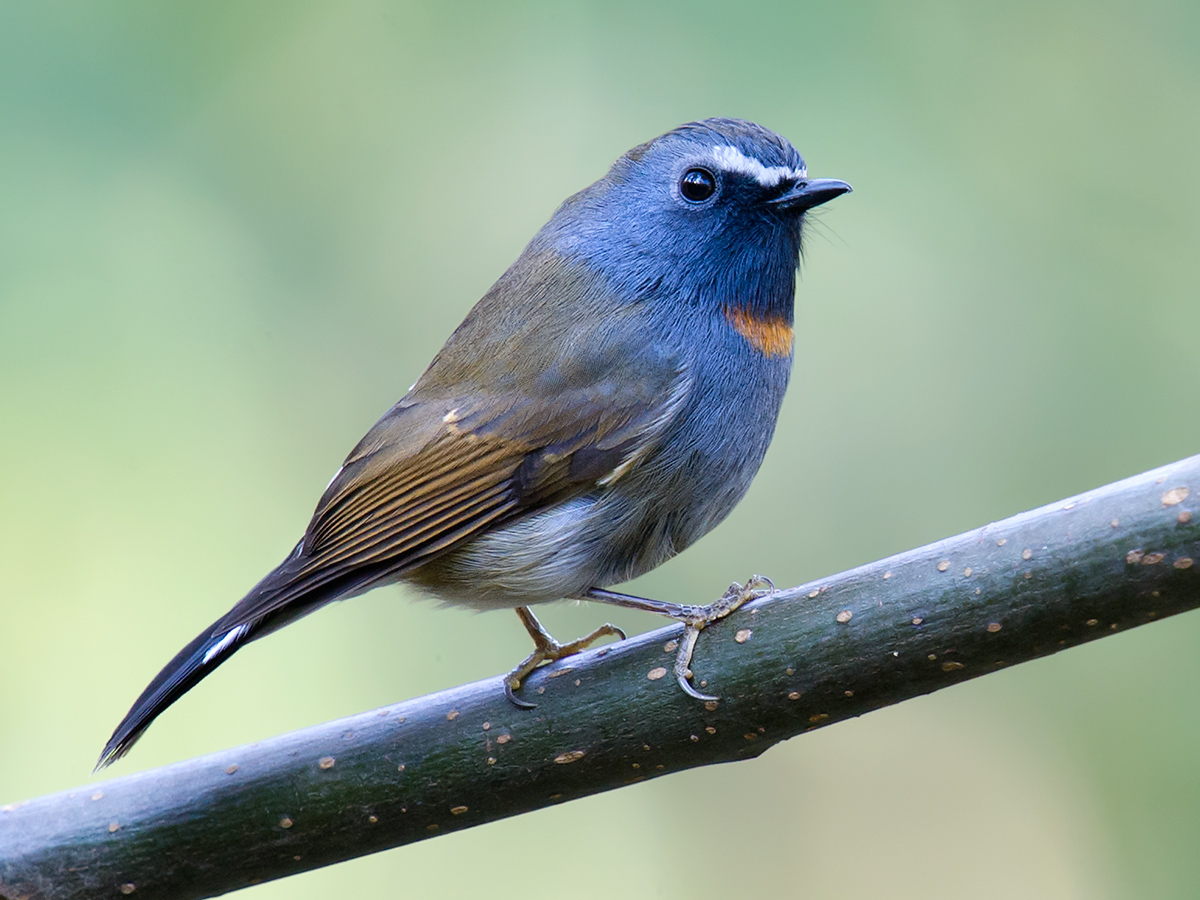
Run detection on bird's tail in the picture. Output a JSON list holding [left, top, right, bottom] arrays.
[[94, 618, 256, 770], [96, 537, 403, 770]]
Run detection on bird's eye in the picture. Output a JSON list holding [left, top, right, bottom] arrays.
[[679, 167, 716, 203]]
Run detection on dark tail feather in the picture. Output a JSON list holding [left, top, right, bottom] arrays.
[[95, 620, 253, 771], [95, 546, 396, 770]]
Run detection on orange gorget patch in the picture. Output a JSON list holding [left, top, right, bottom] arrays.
[[724, 307, 794, 358]]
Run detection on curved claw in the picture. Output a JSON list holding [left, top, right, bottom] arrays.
[[504, 678, 538, 710], [666, 575, 777, 703], [745, 574, 775, 597], [671, 626, 714, 700], [503, 614, 627, 711], [676, 671, 718, 702]]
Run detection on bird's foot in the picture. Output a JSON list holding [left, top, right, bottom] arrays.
[[671, 575, 775, 701], [504, 606, 626, 709], [582, 575, 776, 702]]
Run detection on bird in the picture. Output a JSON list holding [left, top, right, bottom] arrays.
[[96, 117, 850, 769]]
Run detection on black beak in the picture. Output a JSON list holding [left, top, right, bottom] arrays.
[[770, 177, 852, 212]]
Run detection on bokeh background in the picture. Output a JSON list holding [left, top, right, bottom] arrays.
[[2, 1, 1199, 897]]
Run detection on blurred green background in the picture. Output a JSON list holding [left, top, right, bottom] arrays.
[[2, 1, 1199, 896]]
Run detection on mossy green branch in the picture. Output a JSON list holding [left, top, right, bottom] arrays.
[[4, 455, 1200, 900]]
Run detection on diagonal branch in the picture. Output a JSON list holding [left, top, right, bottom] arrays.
[[4, 455, 1200, 900]]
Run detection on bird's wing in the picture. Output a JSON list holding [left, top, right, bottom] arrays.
[[313, 370, 689, 576], [219, 355, 691, 632]]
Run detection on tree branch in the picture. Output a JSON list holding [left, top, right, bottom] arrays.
[[4, 455, 1199, 900]]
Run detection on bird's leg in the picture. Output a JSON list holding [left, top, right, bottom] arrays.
[[504, 606, 626, 709], [584, 575, 775, 701]]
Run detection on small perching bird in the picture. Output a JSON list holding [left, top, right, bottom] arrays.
[[97, 118, 850, 769]]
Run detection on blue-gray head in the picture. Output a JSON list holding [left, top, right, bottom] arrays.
[[544, 118, 851, 317]]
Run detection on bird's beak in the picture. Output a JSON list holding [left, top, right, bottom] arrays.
[[770, 178, 852, 212]]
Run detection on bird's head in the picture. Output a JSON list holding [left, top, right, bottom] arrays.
[[544, 118, 851, 317]]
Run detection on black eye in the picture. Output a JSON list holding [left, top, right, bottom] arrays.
[[679, 167, 716, 202]]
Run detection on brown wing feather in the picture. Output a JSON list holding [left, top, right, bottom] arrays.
[[307, 436, 514, 553], [218, 368, 690, 631]]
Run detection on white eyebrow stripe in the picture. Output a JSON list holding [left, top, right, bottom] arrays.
[[711, 145, 806, 187]]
